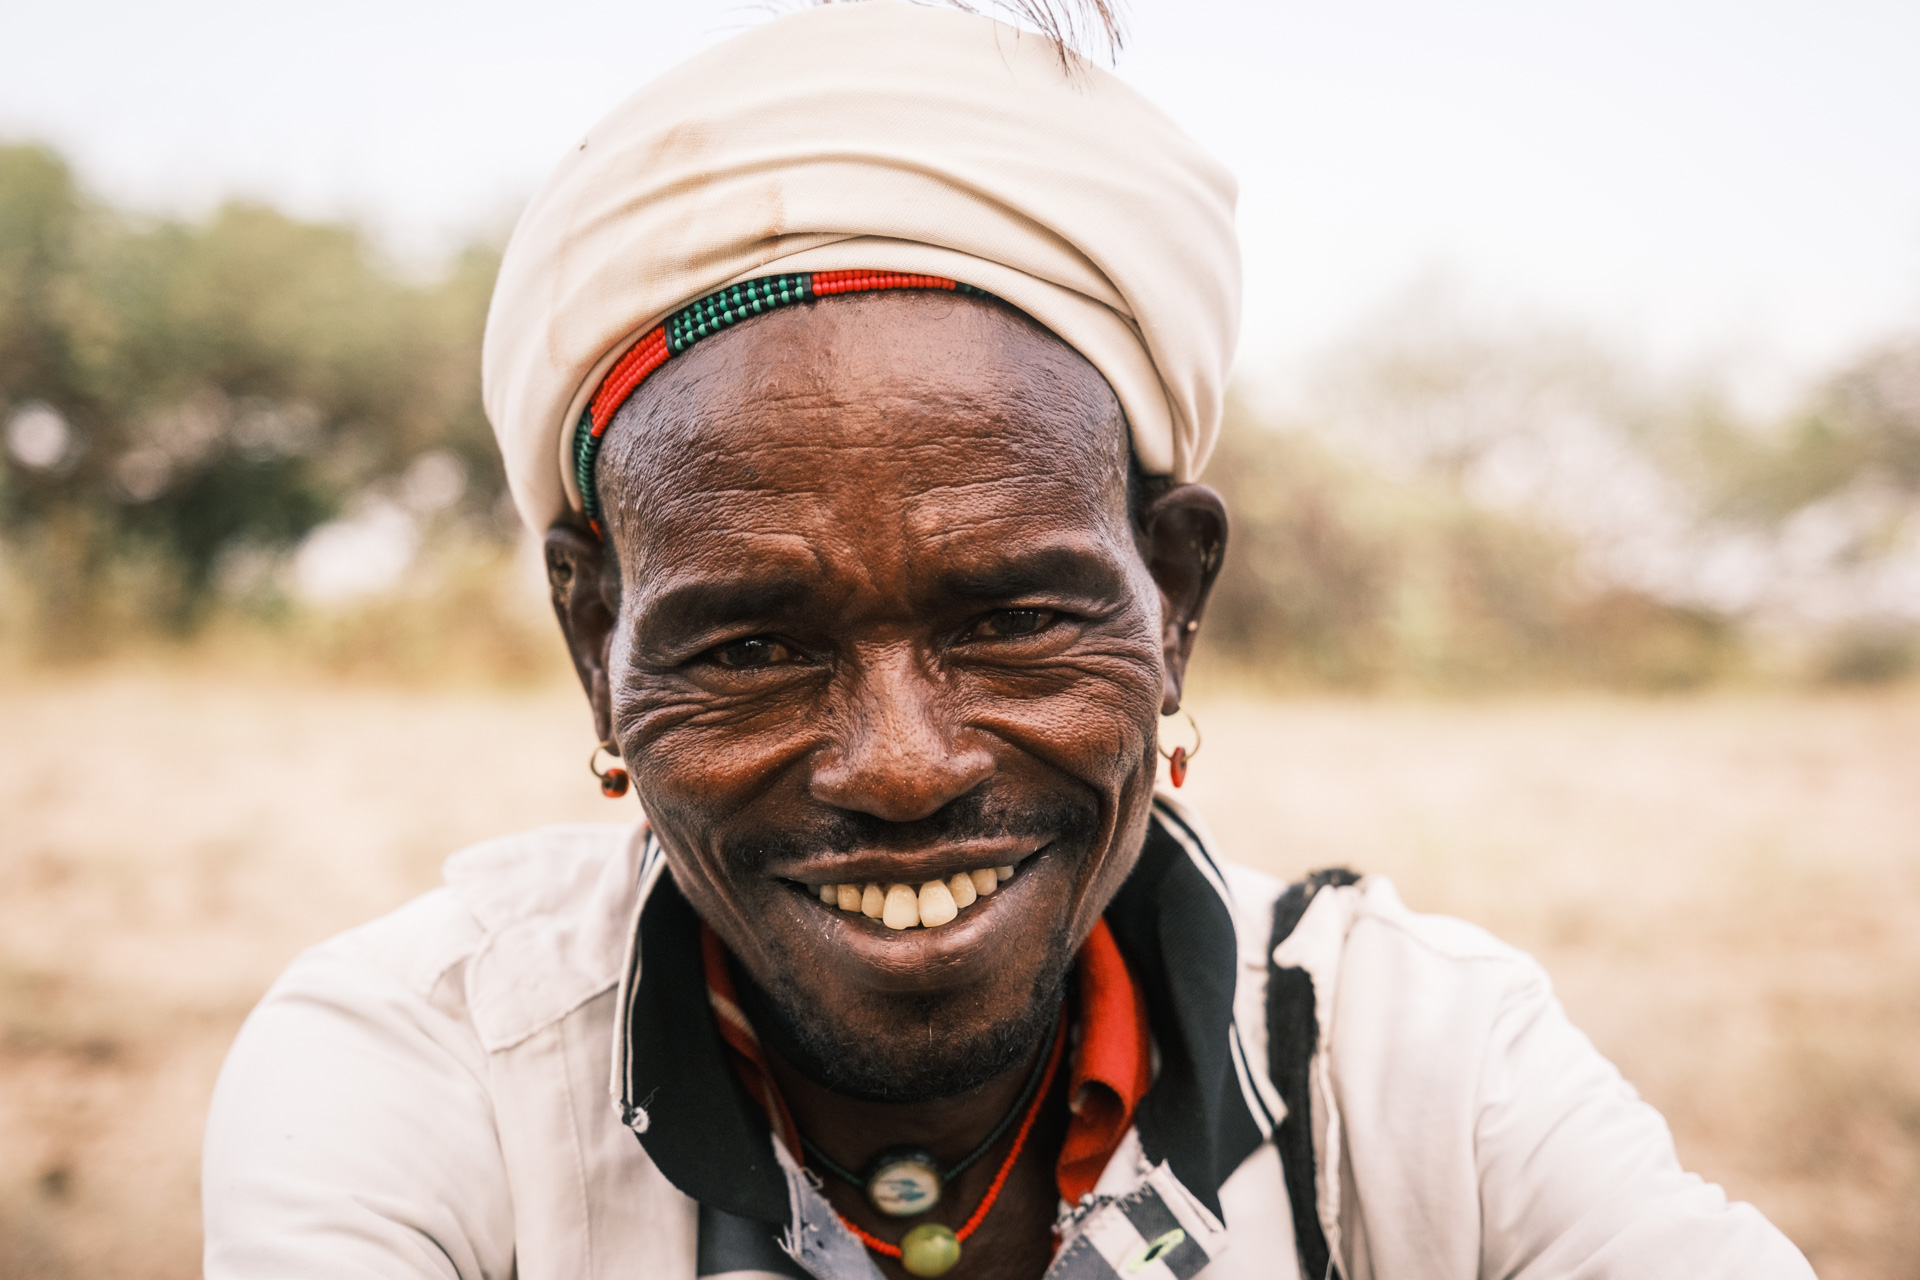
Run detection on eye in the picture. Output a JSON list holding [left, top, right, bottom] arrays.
[[970, 608, 1056, 639], [710, 636, 798, 668]]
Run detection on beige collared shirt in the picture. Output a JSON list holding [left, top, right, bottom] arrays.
[[202, 806, 1813, 1279]]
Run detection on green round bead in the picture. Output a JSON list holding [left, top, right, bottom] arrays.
[[899, 1223, 961, 1278]]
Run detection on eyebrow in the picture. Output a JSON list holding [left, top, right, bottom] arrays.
[[632, 577, 816, 641], [933, 542, 1128, 603]]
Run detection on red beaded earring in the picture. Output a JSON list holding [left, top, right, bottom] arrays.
[[1158, 707, 1202, 788], [589, 741, 629, 798]]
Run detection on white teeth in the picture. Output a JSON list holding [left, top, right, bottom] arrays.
[[882, 883, 920, 930], [816, 859, 1026, 929], [917, 879, 958, 927]]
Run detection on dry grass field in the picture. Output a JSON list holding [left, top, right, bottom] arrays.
[[1, 668, 1915, 1278]]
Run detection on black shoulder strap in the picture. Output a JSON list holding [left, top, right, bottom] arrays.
[[1266, 868, 1359, 1280]]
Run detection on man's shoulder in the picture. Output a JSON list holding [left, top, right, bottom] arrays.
[[439, 821, 647, 933], [1174, 826, 1533, 999], [1254, 869, 1554, 1105], [1292, 874, 1544, 982], [1155, 794, 1539, 992], [304, 821, 649, 1052]]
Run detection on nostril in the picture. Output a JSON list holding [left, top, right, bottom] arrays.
[[809, 754, 996, 823], [808, 738, 995, 825]]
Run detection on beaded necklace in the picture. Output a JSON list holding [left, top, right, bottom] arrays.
[[818, 1012, 1067, 1278], [798, 1005, 1059, 1202]]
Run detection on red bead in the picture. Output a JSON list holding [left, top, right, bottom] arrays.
[[589, 327, 670, 431], [600, 768, 630, 798], [1169, 747, 1187, 788]]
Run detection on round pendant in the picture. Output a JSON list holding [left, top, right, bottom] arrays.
[[900, 1223, 962, 1277], [864, 1147, 943, 1217]]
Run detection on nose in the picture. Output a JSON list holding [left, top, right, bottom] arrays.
[[808, 646, 994, 823]]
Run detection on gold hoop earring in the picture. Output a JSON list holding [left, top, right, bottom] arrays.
[[1158, 707, 1202, 788], [590, 740, 629, 798]]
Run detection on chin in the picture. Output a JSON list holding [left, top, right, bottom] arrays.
[[739, 927, 1076, 1104], [729, 843, 1093, 1102]]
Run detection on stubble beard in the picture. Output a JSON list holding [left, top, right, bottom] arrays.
[[735, 935, 1076, 1104]]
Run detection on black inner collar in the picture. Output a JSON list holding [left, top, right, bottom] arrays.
[[1104, 807, 1264, 1216]]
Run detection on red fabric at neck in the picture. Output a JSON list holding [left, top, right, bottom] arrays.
[[699, 916, 1150, 1205], [1058, 917, 1152, 1203]]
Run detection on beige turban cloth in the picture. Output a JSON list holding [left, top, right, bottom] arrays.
[[482, 0, 1241, 532]]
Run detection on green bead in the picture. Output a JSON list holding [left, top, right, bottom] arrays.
[[899, 1223, 961, 1278]]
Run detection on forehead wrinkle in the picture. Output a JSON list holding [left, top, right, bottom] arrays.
[[612, 487, 834, 587], [614, 427, 1121, 554], [655, 418, 1122, 507], [643, 397, 1103, 470]]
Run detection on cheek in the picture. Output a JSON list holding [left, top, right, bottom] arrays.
[[969, 681, 1154, 791], [606, 627, 822, 808], [624, 773, 781, 967], [620, 687, 818, 794], [967, 623, 1166, 788]]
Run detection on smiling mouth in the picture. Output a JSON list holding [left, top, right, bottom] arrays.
[[791, 858, 1029, 930]]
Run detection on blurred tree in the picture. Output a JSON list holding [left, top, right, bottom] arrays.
[[0, 145, 502, 650], [0, 146, 79, 409]]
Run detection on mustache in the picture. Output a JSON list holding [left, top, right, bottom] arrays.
[[721, 789, 1101, 871]]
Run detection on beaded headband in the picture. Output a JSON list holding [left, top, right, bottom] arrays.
[[572, 269, 992, 537]]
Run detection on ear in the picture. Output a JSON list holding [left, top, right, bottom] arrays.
[[545, 523, 621, 748], [1139, 484, 1228, 715]]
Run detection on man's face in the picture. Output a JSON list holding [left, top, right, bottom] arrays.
[[554, 292, 1221, 1101]]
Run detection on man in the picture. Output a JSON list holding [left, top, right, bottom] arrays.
[[202, 4, 1815, 1278]]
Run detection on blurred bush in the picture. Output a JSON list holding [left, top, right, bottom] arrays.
[[1698, 341, 1920, 522], [1, 144, 1915, 688], [1201, 408, 1739, 691], [0, 144, 506, 657], [1196, 282, 1920, 691]]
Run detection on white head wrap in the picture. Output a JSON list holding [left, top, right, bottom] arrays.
[[482, 0, 1240, 532]]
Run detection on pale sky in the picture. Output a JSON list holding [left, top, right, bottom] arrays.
[[5, 0, 1918, 404]]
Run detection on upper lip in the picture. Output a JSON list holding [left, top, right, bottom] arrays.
[[769, 836, 1050, 886]]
